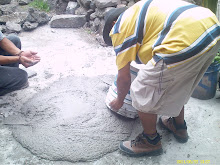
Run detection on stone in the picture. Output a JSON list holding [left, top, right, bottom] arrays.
[[66, 1, 79, 14], [25, 8, 51, 25], [97, 18, 105, 35], [50, 15, 86, 28], [90, 1, 96, 10], [0, 12, 28, 25], [86, 9, 95, 21], [121, 0, 128, 5], [46, 0, 57, 10], [0, 25, 6, 33], [6, 21, 22, 33], [36, 12, 51, 25], [77, 0, 91, 9], [90, 17, 100, 31], [94, 0, 118, 9], [0, 0, 11, 5], [18, 0, 31, 5], [94, 8, 105, 19], [56, 0, 69, 14], [90, 12, 96, 20], [0, 3, 17, 15], [127, 0, 135, 7], [75, 6, 87, 15], [22, 21, 39, 31], [117, 4, 127, 8]]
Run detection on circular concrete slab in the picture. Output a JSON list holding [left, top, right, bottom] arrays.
[[11, 76, 136, 162]]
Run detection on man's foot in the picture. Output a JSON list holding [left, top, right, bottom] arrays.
[[159, 117, 188, 143], [119, 132, 163, 157]]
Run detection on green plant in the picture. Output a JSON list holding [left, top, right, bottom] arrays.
[[29, 0, 50, 12], [202, 0, 218, 13], [214, 50, 220, 64]]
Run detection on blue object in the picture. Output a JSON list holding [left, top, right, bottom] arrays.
[[191, 62, 220, 100]]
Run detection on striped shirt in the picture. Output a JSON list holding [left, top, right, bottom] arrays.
[[0, 31, 5, 41], [110, 0, 220, 70]]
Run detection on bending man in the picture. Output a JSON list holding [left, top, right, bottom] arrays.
[[103, 0, 220, 156]]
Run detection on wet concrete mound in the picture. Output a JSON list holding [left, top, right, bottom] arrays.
[[10, 76, 136, 162]]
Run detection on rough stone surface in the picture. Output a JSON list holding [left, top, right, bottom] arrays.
[[0, 3, 17, 15], [6, 21, 22, 33], [26, 8, 51, 25], [0, 25, 6, 33], [0, 0, 11, 5], [90, 17, 100, 31], [56, 0, 69, 14], [90, 1, 96, 10], [94, 0, 118, 9], [46, 0, 58, 10], [18, 0, 31, 5], [86, 9, 95, 21], [0, 12, 28, 25], [0, 3, 50, 33], [77, 0, 91, 9], [22, 21, 39, 31], [66, 1, 79, 14], [75, 6, 87, 15], [50, 14, 86, 28]]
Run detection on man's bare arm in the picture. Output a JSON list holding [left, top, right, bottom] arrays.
[[0, 38, 21, 55], [109, 62, 131, 111]]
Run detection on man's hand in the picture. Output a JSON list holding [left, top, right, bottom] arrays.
[[19, 54, 40, 68], [21, 50, 40, 61], [109, 62, 131, 112], [109, 98, 124, 112]]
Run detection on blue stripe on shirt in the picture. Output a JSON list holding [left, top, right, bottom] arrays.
[[113, 13, 124, 34], [153, 4, 198, 48], [114, 0, 153, 55], [163, 25, 220, 65]]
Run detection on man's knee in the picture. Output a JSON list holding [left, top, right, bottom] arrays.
[[16, 69, 28, 88], [6, 34, 21, 49], [0, 68, 28, 96]]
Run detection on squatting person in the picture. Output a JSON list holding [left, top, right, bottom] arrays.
[[0, 31, 40, 96], [103, 0, 220, 156]]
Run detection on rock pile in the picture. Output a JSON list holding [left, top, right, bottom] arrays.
[[0, 0, 51, 33], [50, 0, 141, 35]]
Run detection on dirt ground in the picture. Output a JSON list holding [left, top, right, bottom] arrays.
[[0, 25, 220, 165]]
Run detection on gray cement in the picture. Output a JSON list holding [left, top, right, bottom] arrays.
[[0, 25, 220, 165], [10, 76, 136, 162]]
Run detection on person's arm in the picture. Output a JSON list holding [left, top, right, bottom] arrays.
[[0, 37, 41, 67], [109, 62, 131, 111], [0, 54, 40, 68], [0, 37, 21, 55], [0, 55, 20, 65]]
